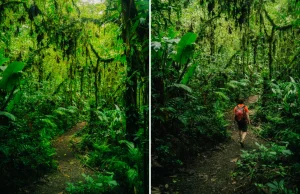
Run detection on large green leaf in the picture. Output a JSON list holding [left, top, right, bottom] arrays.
[[181, 63, 198, 84], [178, 32, 197, 48], [5, 73, 23, 91], [6, 90, 23, 112], [175, 32, 197, 64], [0, 61, 24, 91], [2, 61, 24, 76]]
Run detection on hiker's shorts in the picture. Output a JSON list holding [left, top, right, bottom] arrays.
[[236, 120, 248, 132]]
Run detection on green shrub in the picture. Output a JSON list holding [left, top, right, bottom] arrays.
[[66, 173, 118, 194], [0, 121, 56, 190], [236, 142, 297, 192], [71, 107, 146, 194]]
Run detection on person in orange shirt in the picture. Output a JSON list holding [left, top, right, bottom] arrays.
[[233, 98, 251, 148]]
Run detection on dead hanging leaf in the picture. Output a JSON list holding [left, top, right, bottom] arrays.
[[230, 157, 238, 163], [198, 173, 208, 182], [231, 181, 236, 185], [151, 187, 160, 193]]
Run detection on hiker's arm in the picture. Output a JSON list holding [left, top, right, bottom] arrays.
[[233, 108, 236, 121], [246, 113, 251, 124]]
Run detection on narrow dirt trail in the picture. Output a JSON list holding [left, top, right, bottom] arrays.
[[28, 122, 94, 194], [158, 95, 265, 194]]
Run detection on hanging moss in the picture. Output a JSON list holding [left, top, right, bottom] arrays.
[[207, 0, 215, 15], [28, 4, 42, 21]]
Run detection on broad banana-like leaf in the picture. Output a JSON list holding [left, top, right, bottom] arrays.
[[181, 63, 198, 84], [6, 90, 22, 112], [0, 61, 24, 91], [175, 32, 197, 64]]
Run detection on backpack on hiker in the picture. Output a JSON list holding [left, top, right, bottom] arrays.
[[235, 105, 246, 122]]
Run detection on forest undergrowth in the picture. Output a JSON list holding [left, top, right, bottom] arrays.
[[153, 94, 299, 194], [152, 95, 261, 193]]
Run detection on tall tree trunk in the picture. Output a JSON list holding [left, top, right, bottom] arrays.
[[268, 27, 275, 80], [121, 1, 148, 193], [210, 22, 215, 62], [94, 59, 99, 108], [69, 61, 73, 105], [121, 0, 139, 142], [80, 67, 84, 95]]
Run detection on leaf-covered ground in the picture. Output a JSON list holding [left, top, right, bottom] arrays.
[[152, 95, 265, 194], [21, 122, 93, 194]]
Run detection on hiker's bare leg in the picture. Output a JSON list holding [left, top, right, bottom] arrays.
[[239, 130, 242, 141], [241, 132, 247, 142]]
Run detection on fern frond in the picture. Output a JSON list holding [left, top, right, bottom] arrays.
[[67, 106, 78, 114], [93, 142, 111, 153], [0, 111, 16, 121], [214, 91, 229, 101], [127, 168, 138, 186], [41, 118, 57, 128], [119, 140, 142, 162]]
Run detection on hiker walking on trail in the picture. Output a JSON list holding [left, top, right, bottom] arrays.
[[233, 99, 251, 148]]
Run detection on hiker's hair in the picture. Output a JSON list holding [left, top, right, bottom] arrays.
[[237, 98, 244, 104]]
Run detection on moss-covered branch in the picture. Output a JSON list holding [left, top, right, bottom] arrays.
[[89, 43, 115, 63], [263, 8, 296, 31]]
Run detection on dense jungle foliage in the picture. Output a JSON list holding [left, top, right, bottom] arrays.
[[151, 0, 300, 192], [0, 0, 148, 193]]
